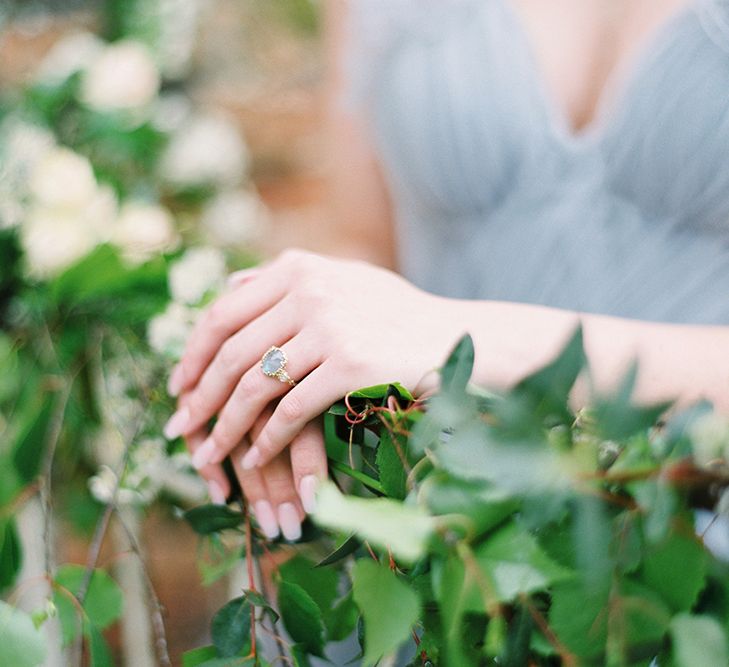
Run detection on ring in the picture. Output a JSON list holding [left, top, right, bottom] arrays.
[[260, 346, 296, 386]]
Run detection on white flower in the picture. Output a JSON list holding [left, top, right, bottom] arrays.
[[689, 412, 729, 468], [88, 465, 118, 504], [36, 32, 105, 85], [29, 147, 98, 210], [168, 246, 227, 305], [151, 93, 192, 133], [112, 201, 180, 264], [0, 118, 55, 229], [147, 302, 197, 358], [200, 189, 268, 247], [80, 40, 160, 112], [159, 114, 248, 188]]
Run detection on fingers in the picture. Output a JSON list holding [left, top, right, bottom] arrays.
[[185, 429, 230, 504], [169, 264, 289, 396], [168, 298, 298, 438], [289, 419, 327, 513], [230, 439, 280, 539], [190, 333, 325, 469], [242, 361, 343, 470], [232, 411, 305, 541]]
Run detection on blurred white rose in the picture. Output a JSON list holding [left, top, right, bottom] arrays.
[[29, 147, 97, 209], [0, 118, 55, 229], [168, 246, 227, 305], [21, 209, 96, 277], [147, 302, 197, 358], [21, 207, 100, 278], [36, 32, 105, 85], [112, 201, 180, 264], [689, 412, 729, 468], [201, 189, 268, 247], [159, 114, 248, 188], [81, 40, 160, 112]]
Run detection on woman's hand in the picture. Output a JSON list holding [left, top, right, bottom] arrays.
[[164, 248, 465, 487], [182, 407, 326, 541]]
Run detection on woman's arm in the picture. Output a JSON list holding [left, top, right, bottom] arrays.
[[321, 0, 397, 268], [451, 297, 729, 412]]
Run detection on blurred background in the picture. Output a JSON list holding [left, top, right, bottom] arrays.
[[0, 1, 335, 664]]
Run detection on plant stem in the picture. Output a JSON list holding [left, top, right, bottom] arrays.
[[329, 459, 385, 494]]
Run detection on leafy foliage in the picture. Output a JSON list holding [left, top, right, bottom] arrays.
[[186, 329, 729, 666]]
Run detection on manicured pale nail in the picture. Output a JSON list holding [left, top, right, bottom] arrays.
[[167, 364, 185, 397], [299, 475, 318, 514], [241, 447, 261, 470], [163, 407, 189, 440], [208, 480, 226, 505], [254, 500, 279, 539], [191, 438, 217, 470], [227, 268, 260, 289], [278, 503, 302, 541]]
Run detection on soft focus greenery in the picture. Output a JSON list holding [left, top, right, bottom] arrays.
[[182, 330, 729, 666]]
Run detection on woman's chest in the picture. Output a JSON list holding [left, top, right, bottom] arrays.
[[365, 0, 729, 232]]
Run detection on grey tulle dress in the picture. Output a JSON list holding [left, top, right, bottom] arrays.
[[344, 0, 729, 325], [340, 0, 729, 562]]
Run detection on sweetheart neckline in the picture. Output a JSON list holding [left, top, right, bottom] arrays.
[[499, 0, 700, 146]]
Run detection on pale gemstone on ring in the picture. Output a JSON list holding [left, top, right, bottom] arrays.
[[261, 346, 287, 376]]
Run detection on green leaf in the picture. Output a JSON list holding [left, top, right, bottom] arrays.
[[278, 581, 325, 657], [0, 518, 22, 592], [315, 534, 360, 567], [423, 475, 519, 537], [349, 383, 414, 401], [211, 596, 252, 658], [670, 614, 729, 667], [327, 592, 359, 642], [279, 556, 338, 626], [313, 482, 435, 563], [242, 590, 279, 623], [440, 334, 475, 395], [510, 325, 585, 430], [182, 645, 218, 667], [183, 505, 244, 535], [352, 559, 421, 667], [550, 578, 671, 661], [501, 606, 533, 667], [12, 393, 56, 483], [0, 601, 47, 667], [641, 531, 708, 613], [86, 623, 113, 667], [472, 521, 572, 604], [592, 362, 671, 441], [49, 244, 168, 323], [53, 565, 123, 645], [376, 430, 409, 499]]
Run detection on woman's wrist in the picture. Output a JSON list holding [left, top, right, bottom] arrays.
[[436, 296, 581, 391]]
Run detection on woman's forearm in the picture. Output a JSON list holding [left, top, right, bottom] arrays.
[[441, 297, 729, 412]]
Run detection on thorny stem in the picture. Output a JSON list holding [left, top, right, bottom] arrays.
[[244, 506, 258, 661], [519, 594, 577, 667]]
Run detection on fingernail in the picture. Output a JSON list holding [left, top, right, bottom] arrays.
[[241, 447, 261, 470], [278, 502, 302, 541], [191, 437, 217, 470], [208, 480, 226, 505], [167, 364, 185, 397], [299, 475, 318, 514], [227, 268, 259, 289], [253, 500, 279, 539], [163, 407, 190, 440]]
